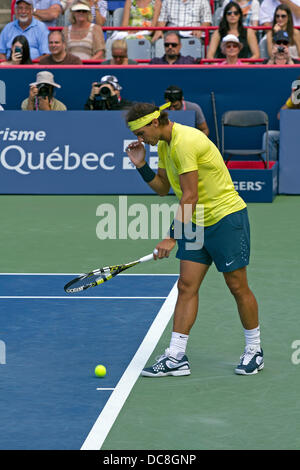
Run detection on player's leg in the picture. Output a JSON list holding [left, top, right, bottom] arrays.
[[172, 260, 210, 335], [223, 266, 258, 330], [224, 267, 263, 375], [206, 208, 264, 375], [141, 254, 211, 377]]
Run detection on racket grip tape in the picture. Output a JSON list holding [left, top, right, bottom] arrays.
[[139, 250, 157, 263]]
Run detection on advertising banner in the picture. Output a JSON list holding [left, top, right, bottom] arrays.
[[0, 111, 194, 194], [0, 111, 278, 201]]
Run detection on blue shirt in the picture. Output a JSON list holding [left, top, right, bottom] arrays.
[[0, 18, 50, 59], [33, 0, 63, 27]]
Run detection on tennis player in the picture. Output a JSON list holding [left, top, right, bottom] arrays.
[[125, 102, 264, 377]]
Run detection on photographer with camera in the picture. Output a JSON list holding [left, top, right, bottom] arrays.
[[264, 30, 300, 64], [164, 85, 209, 136], [21, 71, 67, 111], [84, 75, 133, 110]]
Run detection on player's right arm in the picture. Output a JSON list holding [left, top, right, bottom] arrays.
[[126, 141, 170, 196]]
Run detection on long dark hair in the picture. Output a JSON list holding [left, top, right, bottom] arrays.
[[272, 5, 295, 45], [9, 35, 32, 64], [219, 2, 246, 40]]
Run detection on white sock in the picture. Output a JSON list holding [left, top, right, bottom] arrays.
[[169, 332, 189, 360], [244, 325, 261, 350]]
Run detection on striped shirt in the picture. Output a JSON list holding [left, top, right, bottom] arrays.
[[158, 0, 212, 26]]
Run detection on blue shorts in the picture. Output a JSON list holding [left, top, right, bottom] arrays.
[[176, 208, 250, 273]]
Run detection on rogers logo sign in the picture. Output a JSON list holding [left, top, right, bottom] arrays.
[[233, 181, 265, 191]]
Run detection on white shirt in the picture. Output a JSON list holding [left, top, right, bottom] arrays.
[[259, 0, 300, 26], [159, 0, 212, 26]]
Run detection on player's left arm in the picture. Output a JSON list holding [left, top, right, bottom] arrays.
[[155, 170, 199, 258]]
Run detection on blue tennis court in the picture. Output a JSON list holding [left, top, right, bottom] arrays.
[[0, 273, 177, 450]]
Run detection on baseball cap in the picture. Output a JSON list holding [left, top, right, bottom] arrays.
[[273, 30, 290, 43], [16, 0, 34, 5], [222, 34, 242, 46], [100, 75, 122, 91]]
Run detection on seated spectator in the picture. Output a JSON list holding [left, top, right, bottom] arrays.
[[207, 2, 260, 59], [40, 30, 82, 64], [118, 0, 161, 41], [263, 30, 300, 64], [150, 31, 197, 64], [63, 0, 106, 60], [0, 35, 32, 65], [101, 39, 138, 64], [164, 85, 209, 135], [152, 0, 212, 42], [85, 75, 133, 110], [266, 5, 300, 59], [0, 0, 49, 61], [61, 0, 108, 26], [21, 71, 67, 110], [221, 0, 260, 26], [32, 0, 63, 27], [259, 0, 300, 27], [216, 34, 245, 65], [262, 76, 300, 160]]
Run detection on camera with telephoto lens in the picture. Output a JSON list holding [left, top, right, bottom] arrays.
[[277, 46, 285, 53], [37, 83, 52, 98], [94, 84, 112, 100], [164, 88, 183, 103]]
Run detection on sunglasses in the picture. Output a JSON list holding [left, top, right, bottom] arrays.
[[226, 43, 239, 48], [226, 10, 239, 16], [164, 42, 179, 48], [276, 41, 289, 45], [75, 9, 88, 13], [112, 55, 127, 59], [275, 14, 287, 18]]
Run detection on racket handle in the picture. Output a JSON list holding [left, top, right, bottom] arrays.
[[139, 249, 158, 263]]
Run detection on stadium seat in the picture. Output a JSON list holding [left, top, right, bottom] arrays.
[[221, 110, 269, 168], [259, 35, 269, 59], [212, 6, 223, 26], [180, 37, 203, 59], [126, 38, 152, 60], [153, 38, 164, 58], [112, 7, 124, 26]]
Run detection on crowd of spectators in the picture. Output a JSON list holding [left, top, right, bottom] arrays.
[[0, 0, 300, 65], [0, 1, 299, 165]]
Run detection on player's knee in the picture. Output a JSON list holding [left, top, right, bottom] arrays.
[[177, 277, 198, 298], [225, 277, 246, 297]]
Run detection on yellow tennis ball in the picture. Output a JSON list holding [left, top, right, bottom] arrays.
[[95, 364, 106, 377]]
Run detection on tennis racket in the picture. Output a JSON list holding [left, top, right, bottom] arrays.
[[64, 249, 158, 294]]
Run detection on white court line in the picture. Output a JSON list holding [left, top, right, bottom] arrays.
[[97, 388, 115, 391], [80, 280, 178, 451], [0, 296, 167, 300]]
